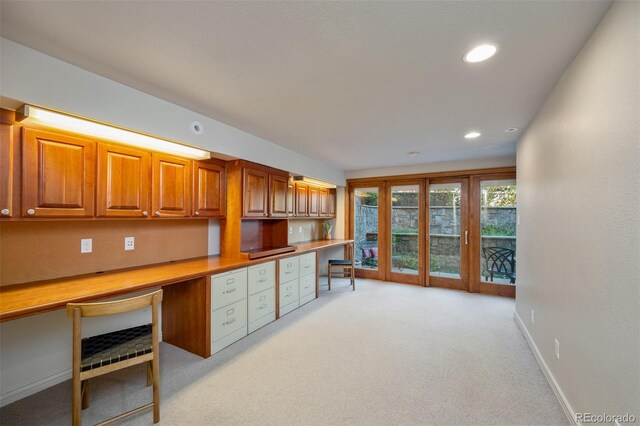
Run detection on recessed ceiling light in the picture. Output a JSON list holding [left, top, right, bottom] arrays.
[[463, 43, 498, 63], [505, 127, 519, 133], [407, 151, 420, 157], [464, 131, 482, 139]]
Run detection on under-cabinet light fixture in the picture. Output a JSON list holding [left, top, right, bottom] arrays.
[[16, 105, 211, 160], [292, 176, 337, 189]]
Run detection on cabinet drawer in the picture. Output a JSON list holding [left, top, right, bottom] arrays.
[[211, 268, 247, 310], [279, 256, 299, 283], [248, 287, 276, 323], [299, 291, 315, 307], [211, 299, 247, 342], [279, 279, 299, 307], [248, 261, 276, 295], [299, 273, 316, 299], [279, 299, 299, 317], [299, 252, 316, 276]]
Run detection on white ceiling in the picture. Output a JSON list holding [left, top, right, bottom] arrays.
[[0, 1, 611, 171]]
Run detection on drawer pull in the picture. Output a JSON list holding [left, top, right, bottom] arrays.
[[284, 293, 290, 298], [304, 285, 310, 289], [285, 271, 292, 275], [226, 278, 235, 285], [223, 288, 236, 294], [258, 278, 268, 283], [223, 317, 236, 326], [260, 295, 266, 301], [258, 304, 268, 310], [227, 308, 235, 315]]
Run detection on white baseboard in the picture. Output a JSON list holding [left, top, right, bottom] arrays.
[[514, 311, 576, 425], [0, 333, 163, 408]]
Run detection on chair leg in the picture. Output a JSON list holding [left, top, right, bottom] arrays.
[[328, 267, 332, 291], [146, 361, 152, 387], [351, 267, 355, 291], [81, 380, 89, 410], [72, 371, 81, 426], [152, 355, 160, 423]]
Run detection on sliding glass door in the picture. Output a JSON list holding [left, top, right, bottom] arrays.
[[388, 182, 424, 285], [352, 186, 382, 279], [428, 178, 469, 290]]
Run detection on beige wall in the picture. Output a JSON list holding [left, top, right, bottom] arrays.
[[0, 220, 208, 285], [515, 1, 639, 421]]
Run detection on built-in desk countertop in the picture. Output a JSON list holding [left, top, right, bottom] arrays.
[[0, 239, 353, 323]]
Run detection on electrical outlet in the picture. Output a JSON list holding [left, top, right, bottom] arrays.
[[81, 238, 92, 254], [554, 339, 560, 360], [124, 236, 135, 251], [531, 309, 535, 324], [289, 226, 293, 235], [517, 214, 521, 226]]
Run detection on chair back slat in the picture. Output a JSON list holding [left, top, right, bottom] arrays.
[[66, 290, 163, 318]]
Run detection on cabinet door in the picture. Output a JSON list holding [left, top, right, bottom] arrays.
[[152, 153, 192, 217], [193, 161, 226, 218], [295, 183, 309, 217], [97, 144, 150, 217], [22, 128, 95, 217], [0, 114, 17, 218], [243, 168, 268, 217], [287, 181, 294, 216], [319, 188, 329, 216], [269, 174, 288, 218], [328, 189, 336, 217], [308, 186, 320, 217]]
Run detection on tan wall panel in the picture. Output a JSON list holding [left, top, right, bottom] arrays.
[[0, 220, 208, 285]]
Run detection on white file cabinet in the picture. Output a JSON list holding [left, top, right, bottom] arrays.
[[298, 252, 316, 306], [279, 256, 300, 316], [211, 268, 248, 354], [247, 261, 276, 333], [279, 252, 318, 317]]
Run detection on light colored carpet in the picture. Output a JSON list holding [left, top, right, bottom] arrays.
[[0, 279, 566, 425]]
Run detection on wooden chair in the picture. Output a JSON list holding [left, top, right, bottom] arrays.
[[328, 243, 355, 291], [66, 290, 163, 426]]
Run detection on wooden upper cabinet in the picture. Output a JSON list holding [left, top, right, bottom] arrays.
[[287, 181, 294, 216], [243, 168, 269, 217], [22, 128, 96, 217], [319, 188, 329, 216], [193, 160, 226, 218], [295, 183, 309, 217], [328, 188, 337, 217], [97, 144, 150, 218], [269, 175, 288, 218], [0, 111, 17, 218], [152, 153, 192, 217], [308, 186, 320, 217]]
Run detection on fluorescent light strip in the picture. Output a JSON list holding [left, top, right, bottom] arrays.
[[18, 105, 210, 160], [293, 176, 337, 189]]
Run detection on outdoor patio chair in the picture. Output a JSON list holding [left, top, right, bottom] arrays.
[[482, 247, 516, 284]]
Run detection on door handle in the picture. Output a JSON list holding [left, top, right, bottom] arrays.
[[465, 230, 469, 245]]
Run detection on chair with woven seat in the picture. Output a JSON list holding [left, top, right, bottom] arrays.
[[67, 290, 163, 426], [328, 243, 355, 291]]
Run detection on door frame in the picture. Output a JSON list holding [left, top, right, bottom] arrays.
[[427, 177, 470, 292]]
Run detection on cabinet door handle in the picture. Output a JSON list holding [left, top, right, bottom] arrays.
[[1, 208, 9, 215], [195, 211, 200, 216], [464, 230, 469, 245], [26, 208, 35, 215], [155, 210, 161, 216], [142, 211, 148, 216]]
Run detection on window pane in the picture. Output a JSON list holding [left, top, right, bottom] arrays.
[[391, 185, 419, 275], [354, 188, 379, 271], [480, 180, 517, 285], [429, 183, 461, 278]]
